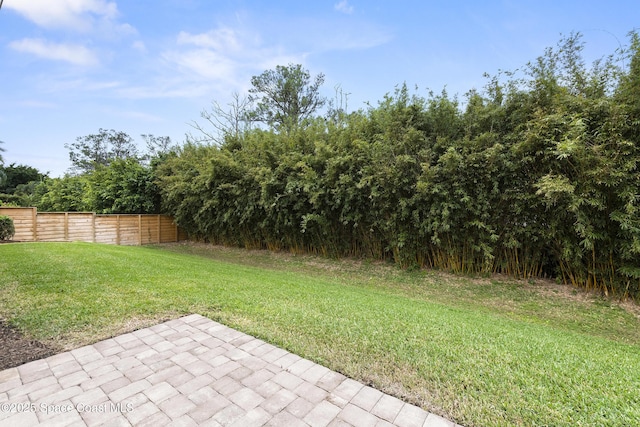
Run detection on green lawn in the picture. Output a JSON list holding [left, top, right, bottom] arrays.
[[1, 242, 639, 427]]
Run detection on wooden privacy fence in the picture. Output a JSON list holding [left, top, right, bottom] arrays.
[[0, 207, 187, 245]]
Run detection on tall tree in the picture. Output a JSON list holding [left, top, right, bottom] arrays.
[[248, 64, 326, 132], [65, 129, 139, 174]]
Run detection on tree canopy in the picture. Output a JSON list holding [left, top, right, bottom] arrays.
[[65, 128, 139, 174], [25, 130, 173, 214], [247, 64, 326, 132]]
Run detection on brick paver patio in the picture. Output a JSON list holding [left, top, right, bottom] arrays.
[[0, 314, 462, 426]]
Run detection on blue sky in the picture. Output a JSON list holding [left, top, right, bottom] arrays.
[[1, 0, 637, 177]]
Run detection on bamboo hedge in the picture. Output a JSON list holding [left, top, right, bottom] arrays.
[[157, 32, 640, 298]]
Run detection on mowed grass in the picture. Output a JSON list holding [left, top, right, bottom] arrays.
[[1, 242, 639, 427]]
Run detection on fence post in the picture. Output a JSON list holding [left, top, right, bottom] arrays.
[[32, 207, 38, 241], [116, 215, 121, 245], [64, 212, 69, 241]]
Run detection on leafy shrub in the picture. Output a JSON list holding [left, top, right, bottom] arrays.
[[0, 215, 15, 241], [157, 32, 640, 298]]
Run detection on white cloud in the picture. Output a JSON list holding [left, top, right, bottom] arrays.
[[9, 38, 99, 66], [110, 25, 306, 102], [177, 28, 243, 52], [164, 48, 237, 82], [18, 100, 59, 109], [36, 78, 122, 95], [132, 40, 147, 52], [165, 27, 306, 88], [4, 0, 118, 31], [122, 17, 387, 102], [334, 0, 354, 14]]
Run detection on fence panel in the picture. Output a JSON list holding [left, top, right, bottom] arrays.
[[140, 215, 159, 245], [0, 207, 35, 241], [117, 216, 140, 246], [160, 216, 179, 243], [95, 216, 119, 244], [67, 213, 95, 242], [0, 207, 184, 245], [36, 213, 67, 242]]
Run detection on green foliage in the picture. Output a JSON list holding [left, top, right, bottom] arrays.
[[31, 159, 160, 214], [0, 163, 48, 205], [86, 158, 160, 214], [30, 131, 171, 214], [0, 163, 47, 195], [65, 128, 140, 174], [0, 215, 15, 240], [156, 32, 640, 298], [34, 175, 90, 212], [32, 159, 162, 214], [248, 64, 326, 132]]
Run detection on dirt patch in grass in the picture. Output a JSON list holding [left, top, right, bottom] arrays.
[[0, 314, 184, 370], [0, 320, 57, 370]]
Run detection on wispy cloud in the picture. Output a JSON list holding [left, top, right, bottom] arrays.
[[18, 100, 59, 109], [334, 0, 354, 14], [106, 24, 306, 102], [176, 28, 243, 52], [164, 26, 305, 88], [131, 40, 147, 52], [4, 0, 118, 32], [9, 38, 99, 66], [28, 77, 122, 95], [115, 14, 389, 102]]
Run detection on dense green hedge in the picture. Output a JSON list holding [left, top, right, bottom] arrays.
[[31, 158, 161, 214], [157, 33, 640, 298]]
